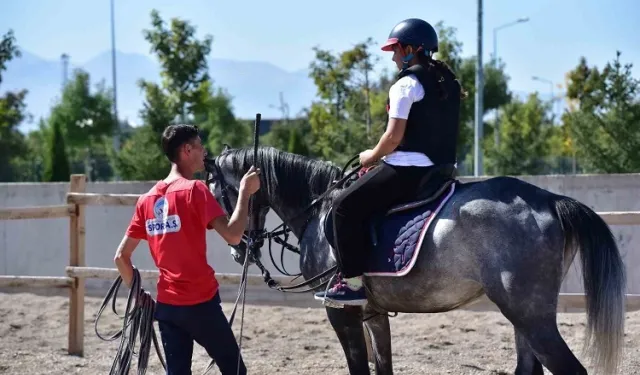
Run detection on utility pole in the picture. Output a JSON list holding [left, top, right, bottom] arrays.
[[532, 76, 555, 118], [61, 53, 69, 89], [270, 92, 290, 126], [474, 0, 484, 177], [110, 0, 121, 180], [492, 17, 529, 150], [492, 18, 529, 65]]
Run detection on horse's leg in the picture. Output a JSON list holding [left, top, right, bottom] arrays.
[[511, 316, 586, 374], [362, 305, 393, 375], [484, 264, 587, 374], [325, 305, 371, 375], [513, 328, 544, 375]]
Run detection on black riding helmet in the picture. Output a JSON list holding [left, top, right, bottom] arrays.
[[381, 18, 439, 54]]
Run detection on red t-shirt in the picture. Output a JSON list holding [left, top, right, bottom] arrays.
[[125, 177, 226, 305]]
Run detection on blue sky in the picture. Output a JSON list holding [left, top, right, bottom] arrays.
[[2, 0, 639, 99]]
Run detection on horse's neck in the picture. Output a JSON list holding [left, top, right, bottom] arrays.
[[267, 194, 314, 239], [265, 162, 338, 238]]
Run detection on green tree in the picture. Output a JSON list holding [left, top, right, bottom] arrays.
[[287, 125, 309, 155], [307, 41, 379, 163], [193, 81, 250, 155], [47, 69, 115, 180], [309, 46, 352, 121], [142, 9, 212, 124], [433, 22, 511, 173], [563, 51, 640, 173], [42, 116, 70, 182], [340, 37, 380, 137], [114, 10, 244, 180], [488, 93, 554, 175], [261, 120, 292, 151], [0, 29, 29, 182], [113, 125, 167, 180], [11, 118, 48, 181], [262, 117, 313, 157], [50, 69, 114, 148]]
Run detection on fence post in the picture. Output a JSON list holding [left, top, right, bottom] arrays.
[[68, 174, 86, 356]]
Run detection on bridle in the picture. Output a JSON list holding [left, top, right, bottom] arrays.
[[204, 152, 396, 347], [204, 153, 364, 294]]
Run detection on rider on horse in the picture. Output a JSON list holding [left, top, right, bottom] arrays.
[[314, 18, 463, 306]]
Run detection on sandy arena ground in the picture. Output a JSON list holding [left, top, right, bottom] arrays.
[[0, 291, 639, 375]]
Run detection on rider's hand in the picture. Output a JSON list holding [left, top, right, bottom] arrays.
[[240, 166, 261, 196], [359, 149, 378, 168]]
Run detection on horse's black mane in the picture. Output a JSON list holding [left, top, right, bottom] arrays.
[[216, 146, 343, 210]]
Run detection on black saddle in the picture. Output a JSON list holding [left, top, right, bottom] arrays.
[[385, 163, 457, 215], [323, 163, 458, 250]]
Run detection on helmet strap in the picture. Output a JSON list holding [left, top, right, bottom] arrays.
[[400, 45, 424, 70], [401, 53, 414, 70]]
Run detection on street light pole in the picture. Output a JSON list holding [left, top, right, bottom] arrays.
[[492, 17, 529, 154], [532, 76, 554, 116], [474, 0, 484, 177], [110, 0, 120, 180], [60, 53, 69, 89], [492, 18, 529, 65], [532, 75, 575, 173]]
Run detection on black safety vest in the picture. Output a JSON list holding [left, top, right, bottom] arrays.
[[386, 63, 461, 165]]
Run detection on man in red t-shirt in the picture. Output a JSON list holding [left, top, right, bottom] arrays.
[[113, 124, 259, 375]]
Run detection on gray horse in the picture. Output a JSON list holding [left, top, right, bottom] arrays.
[[205, 145, 626, 375]]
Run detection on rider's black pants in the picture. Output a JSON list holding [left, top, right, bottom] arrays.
[[155, 291, 246, 375], [332, 161, 432, 278]]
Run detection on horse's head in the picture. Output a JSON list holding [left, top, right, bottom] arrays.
[[204, 144, 270, 266]]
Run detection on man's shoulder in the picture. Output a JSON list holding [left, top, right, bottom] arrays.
[[165, 179, 206, 200], [169, 178, 199, 191], [172, 180, 213, 208], [136, 187, 159, 207], [135, 180, 193, 205]]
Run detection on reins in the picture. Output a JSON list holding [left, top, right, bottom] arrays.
[[205, 153, 364, 294], [206, 152, 397, 323], [95, 255, 255, 375], [94, 267, 165, 375]]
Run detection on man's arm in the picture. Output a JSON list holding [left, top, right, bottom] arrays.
[[192, 180, 252, 246], [114, 235, 141, 287], [209, 190, 251, 245], [115, 198, 146, 287]]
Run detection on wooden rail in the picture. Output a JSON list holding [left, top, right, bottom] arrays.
[[1, 173, 640, 357], [0, 275, 74, 288], [65, 266, 295, 286], [66, 192, 139, 206], [0, 204, 75, 220]]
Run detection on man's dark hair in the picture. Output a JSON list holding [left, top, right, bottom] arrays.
[[161, 124, 200, 163]]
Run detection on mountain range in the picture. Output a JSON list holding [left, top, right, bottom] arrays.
[[3, 50, 320, 133], [3, 50, 556, 134]]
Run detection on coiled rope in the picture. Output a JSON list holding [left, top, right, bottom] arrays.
[[95, 255, 252, 375], [94, 267, 165, 375]]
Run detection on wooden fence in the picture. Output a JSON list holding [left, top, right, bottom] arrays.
[[0, 173, 639, 357]]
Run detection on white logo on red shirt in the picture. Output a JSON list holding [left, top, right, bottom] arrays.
[[146, 196, 182, 236]]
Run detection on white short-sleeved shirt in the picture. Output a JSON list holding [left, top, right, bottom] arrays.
[[382, 74, 434, 167]]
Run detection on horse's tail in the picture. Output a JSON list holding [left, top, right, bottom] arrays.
[[553, 196, 626, 374]]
